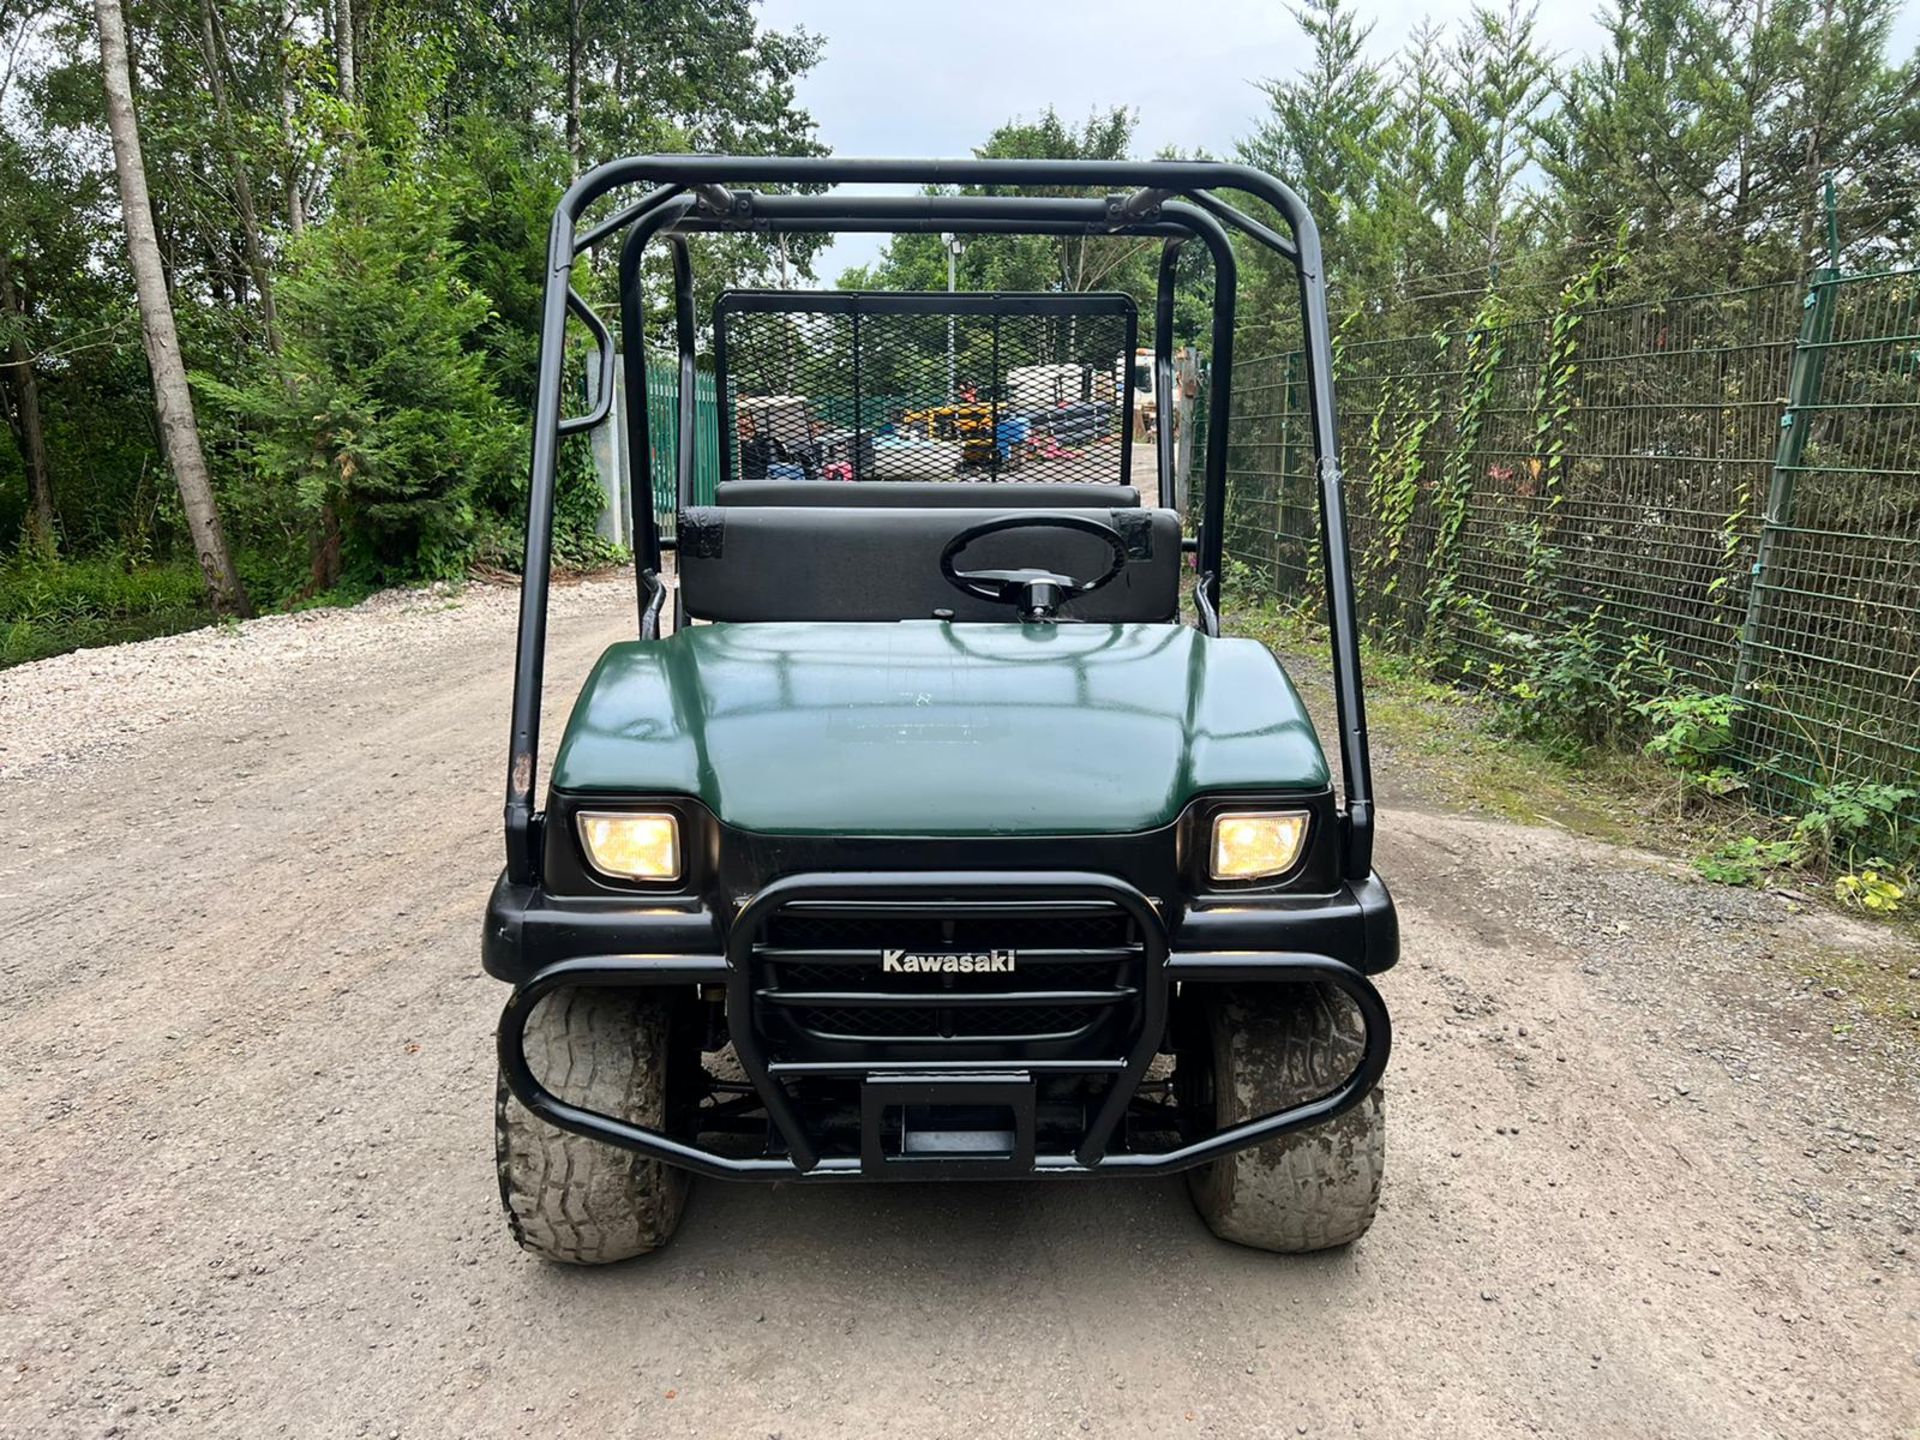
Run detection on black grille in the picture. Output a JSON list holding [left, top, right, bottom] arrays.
[[796, 1005, 1099, 1039], [748, 895, 1145, 1055], [764, 912, 1132, 954]]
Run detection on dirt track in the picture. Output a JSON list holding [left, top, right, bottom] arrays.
[[2, 573, 1916, 1439]]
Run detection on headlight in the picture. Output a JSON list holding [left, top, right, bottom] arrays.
[[577, 811, 681, 882], [1209, 810, 1309, 882]]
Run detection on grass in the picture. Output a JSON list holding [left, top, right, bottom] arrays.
[[0, 536, 493, 671], [1, 555, 211, 668], [0, 540, 622, 672], [1228, 598, 1657, 840]]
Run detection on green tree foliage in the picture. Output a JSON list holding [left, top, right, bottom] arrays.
[[1240, 0, 1919, 324], [201, 167, 519, 589], [1434, 0, 1554, 275], [0, 0, 821, 617], [843, 108, 1150, 298], [1242, 0, 1398, 304], [4, 0, 1919, 645], [837, 107, 1200, 401], [1537, 0, 1920, 287], [840, 107, 1218, 347]]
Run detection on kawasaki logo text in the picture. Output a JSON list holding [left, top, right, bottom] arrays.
[[880, 949, 1017, 974]]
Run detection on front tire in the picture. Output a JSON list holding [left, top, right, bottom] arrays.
[[495, 987, 691, 1265], [1186, 984, 1385, 1253]]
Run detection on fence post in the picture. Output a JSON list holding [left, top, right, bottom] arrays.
[[1732, 266, 1838, 701], [1279, 350, 1302, 596]]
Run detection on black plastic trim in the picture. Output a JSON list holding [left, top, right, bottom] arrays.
[[480, 861, 1398, 984]]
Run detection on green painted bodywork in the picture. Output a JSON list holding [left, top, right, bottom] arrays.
[[549, 621, 1329, 836]]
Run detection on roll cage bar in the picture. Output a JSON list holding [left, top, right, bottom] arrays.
[[505, 157, 1374, 889]]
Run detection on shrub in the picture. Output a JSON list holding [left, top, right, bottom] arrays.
[[1794, 781, 1917, 875], [1489, 615, 1674, 760], [202, 165, 522, 597], [1638, 691, 1745, 805]]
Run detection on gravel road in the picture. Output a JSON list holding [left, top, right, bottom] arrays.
[[2, 573, 1916, 1438]]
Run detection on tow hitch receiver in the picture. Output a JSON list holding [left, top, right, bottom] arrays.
[[860, 1072, 1037, 1178]]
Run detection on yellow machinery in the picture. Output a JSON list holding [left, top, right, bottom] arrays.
[[900, 402, 999, 465]]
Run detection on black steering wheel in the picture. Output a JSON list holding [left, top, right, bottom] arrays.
[[938, 511, 1129, 622]]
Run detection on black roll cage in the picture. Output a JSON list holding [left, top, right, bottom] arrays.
[[505, 157, 1374, 891]]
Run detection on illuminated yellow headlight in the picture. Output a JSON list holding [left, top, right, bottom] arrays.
[[1209, 811, 1309, 882], [577, 812, 681, 882]]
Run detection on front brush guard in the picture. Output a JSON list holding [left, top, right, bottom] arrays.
[[503, 948, 1390, 1182]]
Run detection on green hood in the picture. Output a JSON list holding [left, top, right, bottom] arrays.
[[549, 621, 1328, 836]]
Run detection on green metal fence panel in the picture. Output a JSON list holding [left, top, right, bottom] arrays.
[[642, 360, 720, 533], [1225, 267, 1920, 815], [1734, 270, 1920, 798]]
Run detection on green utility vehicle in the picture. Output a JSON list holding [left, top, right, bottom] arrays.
[[486, 157, 1395, 1263]]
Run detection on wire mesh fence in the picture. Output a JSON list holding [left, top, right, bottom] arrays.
[[1225, 267, 1920, 812], [714, 291, 1140, 488]]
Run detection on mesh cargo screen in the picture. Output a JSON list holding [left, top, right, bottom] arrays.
[[714, 291, 1139, 488]]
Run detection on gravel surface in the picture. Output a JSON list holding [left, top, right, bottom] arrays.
[[0, 579, 615, 781], [1, 572, 1916, 1438]]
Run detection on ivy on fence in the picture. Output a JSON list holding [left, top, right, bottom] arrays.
[[1226, 265, 1920, 846]]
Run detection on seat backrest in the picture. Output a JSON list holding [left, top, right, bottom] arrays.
[[678, 506, 1181, 624], [715, 480, 1140, 509]]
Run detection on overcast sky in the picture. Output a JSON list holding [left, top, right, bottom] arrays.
[[756, 0, 1920, 281]]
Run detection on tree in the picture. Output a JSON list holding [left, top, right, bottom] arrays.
[[0, 3, 58, 553], [0, 251, 56, 553], [195, 0, 281, 352], [333, 0, 354, 103], [976, 108, 1147, 295], [3, 0, 826, 613], [1774, 0, 1920, 267], [1537, 0, 1919, 287], [1438, 1, 1553, 272], [204, 168, 520, 589], [1243, 0, 1398, 301], [94, 0, 250, 614], [841, 107, 1155, 302]]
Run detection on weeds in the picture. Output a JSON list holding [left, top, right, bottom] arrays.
[[1487, 615, 1674, 760], [1233, 595, 1916, 924], [1683, 778, 1918, 911], [1696, 836, 1802, 886], [1794, 781, 1916, 873], [1637, 692, 1745, 807], [1, 555, 209, 667], [1834, 869, 1906, 913], [1476, 613, 1916, 915]]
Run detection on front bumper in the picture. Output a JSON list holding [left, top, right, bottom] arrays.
[[482, 868, 1401, 984], [489, 867, 1394, 1181]]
